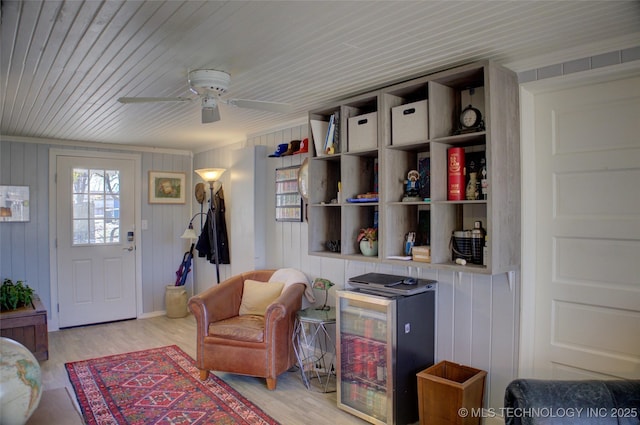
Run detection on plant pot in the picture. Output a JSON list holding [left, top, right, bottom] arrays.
[[359, 240, 378, 256]]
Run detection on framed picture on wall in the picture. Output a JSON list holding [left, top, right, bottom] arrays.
[[0, 185, 30, 222], [148, 171, 186, 204]]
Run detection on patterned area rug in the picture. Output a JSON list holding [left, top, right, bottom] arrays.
[[65, 345, 279, 425]]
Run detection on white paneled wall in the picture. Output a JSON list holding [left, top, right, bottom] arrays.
[[0, 141, 50, 307], [140, 151, 193, 313], [191, 124, 520, 411], [0, 139, 192, 322]]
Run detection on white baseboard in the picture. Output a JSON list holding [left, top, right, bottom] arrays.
[[138, 310, 167, 319], [48, 310, 168, 331]]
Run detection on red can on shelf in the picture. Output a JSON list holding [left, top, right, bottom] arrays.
[[448, 147, 465, 200], [367, 358, 377, 380], [364, 319, 373, 338], [353, 338, 364, 374]]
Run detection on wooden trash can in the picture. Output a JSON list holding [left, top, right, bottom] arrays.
[[417, 360, 487, 425]]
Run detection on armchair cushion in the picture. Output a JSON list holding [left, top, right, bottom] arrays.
[[239, 279, 285, 316], [209, 315, 265, 342]]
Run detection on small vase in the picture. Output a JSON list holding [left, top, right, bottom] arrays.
[[466, 172, 478, 200], [359, 240, 378, 256]]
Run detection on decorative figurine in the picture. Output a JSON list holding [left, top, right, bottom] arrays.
[[403, 170, 422, 202]]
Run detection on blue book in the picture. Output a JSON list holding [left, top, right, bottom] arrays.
[[324, 114, 335, 153]]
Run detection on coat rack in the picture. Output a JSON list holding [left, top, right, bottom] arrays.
[[194, 168, 226, 283]]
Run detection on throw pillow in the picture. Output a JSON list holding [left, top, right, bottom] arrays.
[[239, 279, 285, 316]]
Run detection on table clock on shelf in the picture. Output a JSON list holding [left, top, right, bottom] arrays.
[[454, 88, 485, 135]]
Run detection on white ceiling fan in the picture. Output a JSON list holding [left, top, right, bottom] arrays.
[[117, 69, 293, 123]]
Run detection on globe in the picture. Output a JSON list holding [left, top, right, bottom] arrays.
[[0, 337, 42, 425]]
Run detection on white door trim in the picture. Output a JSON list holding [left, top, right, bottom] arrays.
[[518, 60, 640, 378], [49, 149, 142, 331]]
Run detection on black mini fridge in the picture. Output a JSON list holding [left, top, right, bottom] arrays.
[[336, 284, 435, 425]]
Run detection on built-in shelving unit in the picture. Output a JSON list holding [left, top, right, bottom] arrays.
[[307, 61, 520, 274]]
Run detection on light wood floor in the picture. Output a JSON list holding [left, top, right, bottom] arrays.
[[42, 314, 368, 425]]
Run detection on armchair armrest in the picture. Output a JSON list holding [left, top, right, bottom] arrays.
[[266, 283, 305, 319], [264, 283, 305, 338]]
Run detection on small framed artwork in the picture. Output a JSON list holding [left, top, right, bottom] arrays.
[[149, 171, 186, 204], [0, 185, 30, 222]]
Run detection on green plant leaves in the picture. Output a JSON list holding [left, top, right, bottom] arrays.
[[0, 278, 34, 311]]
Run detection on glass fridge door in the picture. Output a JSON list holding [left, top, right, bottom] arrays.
[[336, 290, 395, 425]]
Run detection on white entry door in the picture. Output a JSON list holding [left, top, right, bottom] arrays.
[[56, 155, 137, 328], [530, 73, 640, 379]]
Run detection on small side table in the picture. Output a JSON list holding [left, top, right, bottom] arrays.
[[293, 307, 336, 392]]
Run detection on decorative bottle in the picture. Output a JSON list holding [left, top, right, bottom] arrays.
[[483, 235, 488, 266], [480, 157, 488, 200], [466, 172, 478, 200], [471, 221, 486, 265]]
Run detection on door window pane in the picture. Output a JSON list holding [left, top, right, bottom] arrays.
[[89, 169, 104, 192], [72, 194, 89, 218], [107, 219, 120, 243], [73, 169, 89, 193], [73, 220, 89, 244], [72, 168, 121, 245]]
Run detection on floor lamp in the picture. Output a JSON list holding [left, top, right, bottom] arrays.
[[195, 168, 226, 283]]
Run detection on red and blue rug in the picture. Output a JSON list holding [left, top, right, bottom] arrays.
[[65, 345, 279, 425]]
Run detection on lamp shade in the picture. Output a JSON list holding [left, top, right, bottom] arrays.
[[195, 168, 226, 182], [313, 278, 334, 311], [0, 207, 11, 217], [180, 223, 198, 240], [313, 278, 334, 291]]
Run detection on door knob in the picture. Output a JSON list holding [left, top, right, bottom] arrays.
[[123, 246, 134, 252]]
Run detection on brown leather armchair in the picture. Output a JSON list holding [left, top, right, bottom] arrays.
[[188, 270, 305, 390]]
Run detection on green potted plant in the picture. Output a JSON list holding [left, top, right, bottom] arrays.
[[357, 227, 378, 256], [0, 278, 34, 311]]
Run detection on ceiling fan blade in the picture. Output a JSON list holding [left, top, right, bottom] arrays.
[[227, 98, 293, 114], [202, 106, 221, 124], [117, 97, 192, 104]]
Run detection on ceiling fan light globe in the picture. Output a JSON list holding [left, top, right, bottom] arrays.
[[202, 106, 220, 123]]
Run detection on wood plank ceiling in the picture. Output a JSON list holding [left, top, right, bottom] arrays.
[[1, 1, 639, 151]]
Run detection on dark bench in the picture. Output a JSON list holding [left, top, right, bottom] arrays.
[[504, 379, 640, 425]]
